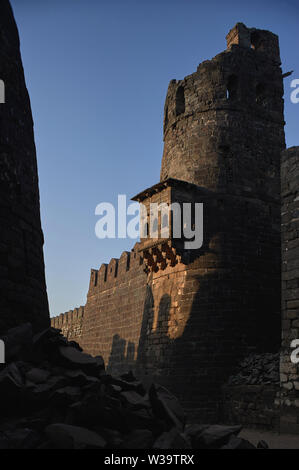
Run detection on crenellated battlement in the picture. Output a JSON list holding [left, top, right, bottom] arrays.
[[87, 244, 144, 296], [51, 306, 85, 342]]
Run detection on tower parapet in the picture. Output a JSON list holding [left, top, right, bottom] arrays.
[[226, 22, 281, 63], [161, 22, 285, 199]]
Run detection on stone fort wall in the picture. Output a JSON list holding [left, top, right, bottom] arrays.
[[51, 24, 298, 425], [51, 306, 85, 344], [53, 142, 299, 425], [280, 147, 299, 433], [80, 246, 147, 373]]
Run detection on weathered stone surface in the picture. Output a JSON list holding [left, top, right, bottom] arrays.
[[257, 440, 269, 449], [280, 147, 299, 432], [3, 428, 41, 449], [153, 428, 191, 449], [221, 435, 255, 450], [0, 323, 33, 361], [222, 354, 280, 431], [51, 307, 84, 344], [58, 346, 102, 375], [191, 424, 243, 449], [26, 368, 50, 385], [149, 383, 185, 431], [227, 353, 280, 386], [0, 0, 49, 333], [185, 423, 253, 450], [45, 423, 106, 450], [121, 429, 153, 449], [0, 362, 23, 395]]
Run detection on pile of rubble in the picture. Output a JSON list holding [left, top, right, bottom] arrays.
[[227, 353, 280, 386], [0, 324, 265, 449]]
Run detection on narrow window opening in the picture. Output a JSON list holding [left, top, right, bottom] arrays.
[[226, 75, 238, 100], [251, 32, 261, 51], [176, 86, 185, 116], [142, 222, 149, 238]]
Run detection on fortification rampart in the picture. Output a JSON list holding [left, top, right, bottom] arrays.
[[280, 146, 299, 433], [80, 244, 148, 373], [51, 306, 84, 343]]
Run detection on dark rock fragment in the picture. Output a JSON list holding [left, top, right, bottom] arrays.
[[45, 423, 107, 449], [121, 429, 154, 449], [153, 428, 191, 449], [149, 383, 185, 431]]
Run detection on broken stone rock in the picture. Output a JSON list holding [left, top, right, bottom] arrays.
[[120, 390, 151, 410], [0, 363, 24, 412], [193, 424, 243, 449], [121, 429, 154, 449], [149, 383, 185, 431], [4, 428, 42, 450], [0, 323, 33, 362], [58, 346, 103, 376], [153, 428, 191, 449], [221, 435, 256, 449], [257, 440, 269, 449], [0, 324, 262, 449], [26, 368, 50, 385], [45, 423, 107, 449]]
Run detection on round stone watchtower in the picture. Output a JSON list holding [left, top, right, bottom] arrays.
[[161, 22, 285, 200]]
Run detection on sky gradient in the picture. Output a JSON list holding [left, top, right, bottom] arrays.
[[10, 0, 299, 317]]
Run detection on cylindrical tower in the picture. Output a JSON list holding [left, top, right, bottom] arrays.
[[137, 23, 285, 420], [161, 23, 285, 199], [0, 0, 49, 332]]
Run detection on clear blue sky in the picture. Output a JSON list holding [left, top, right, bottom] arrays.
[[10, 0, 298, 317]]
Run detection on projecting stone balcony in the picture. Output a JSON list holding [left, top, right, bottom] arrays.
[[140, 240, 185, 273]]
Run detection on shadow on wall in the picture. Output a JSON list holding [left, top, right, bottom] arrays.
[[107, 291, 172, 377], [106, 260, 281, 423], [107, 335, 136, 375]]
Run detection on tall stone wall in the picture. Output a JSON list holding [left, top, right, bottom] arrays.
[[51, 306, 84, 344], [0, 0, 49, 333], [80, 246, 148, 374], [222, 384, 280, 431], [280, 146, 299, 433]]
